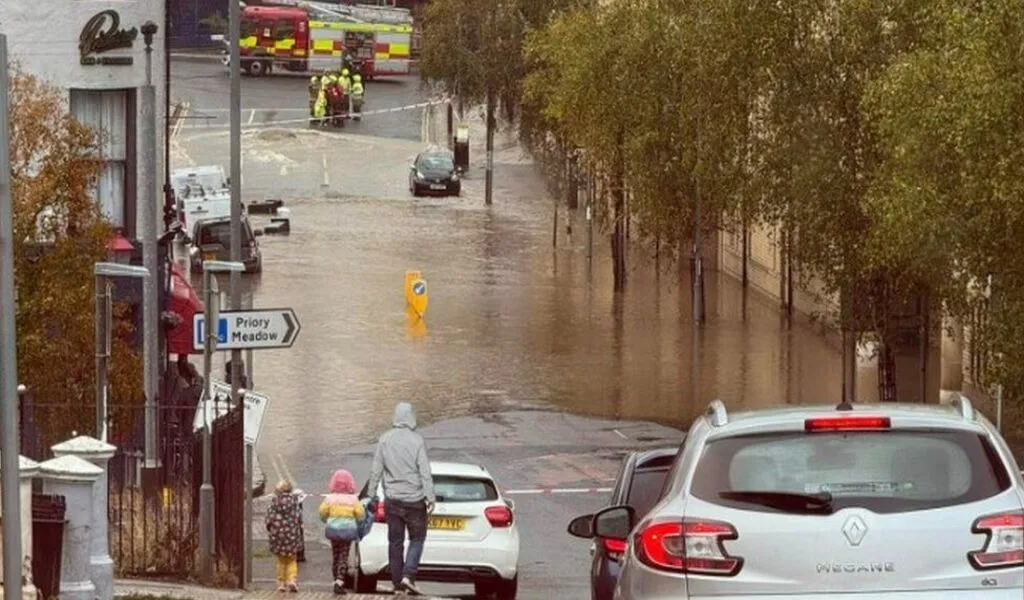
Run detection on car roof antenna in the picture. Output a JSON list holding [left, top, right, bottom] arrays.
[[836, 399, 854, 412]]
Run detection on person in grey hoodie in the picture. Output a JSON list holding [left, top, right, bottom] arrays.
[[367, 402, 435, 596]]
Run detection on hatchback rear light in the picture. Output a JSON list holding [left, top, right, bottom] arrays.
[[969, 510, 1024, 570], [635, 518, 743, 576], [805, 416, 891, 432], [374, 500, 386, 523], [485, 505, 514, 528]]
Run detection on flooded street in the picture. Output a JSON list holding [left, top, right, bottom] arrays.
[[171, 61, 843, 474], [171, 61, 843, 596]]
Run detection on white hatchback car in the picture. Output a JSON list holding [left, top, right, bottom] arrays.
[[351, 461, 520, 598]]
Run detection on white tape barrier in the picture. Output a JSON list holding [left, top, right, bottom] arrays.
[[178, 98, 450, 132]]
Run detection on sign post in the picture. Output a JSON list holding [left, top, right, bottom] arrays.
[[193, 308, 302, 351]]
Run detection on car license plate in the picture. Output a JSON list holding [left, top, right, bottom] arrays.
[[428, 517, 466, 531], [203, 252, 217, 261], [430, 184, 447, 190]]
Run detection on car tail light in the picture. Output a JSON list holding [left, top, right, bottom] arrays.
[[601, 537, 628, 561], [374, 501, 386, 523], [969, 511, 1024, 570], [635, 518, 742, 576], [485, 505, 514, 528], [804, 416, 891, 432]]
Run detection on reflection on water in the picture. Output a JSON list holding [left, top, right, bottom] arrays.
[[193, 164, 842, 461]]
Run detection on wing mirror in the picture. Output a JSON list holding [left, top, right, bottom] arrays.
[[253, 228, 265, 237], [592, 505, 636, 541], [410, 163, 417, 170], [567, 514, 595, 539], [504, 498, 515, 512]]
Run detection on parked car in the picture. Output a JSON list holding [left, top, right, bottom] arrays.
[[409, 149, 461, 197], [568, 447, 679, 600], [350, 462, 519, 598], [188, 217, 263, 274], [597, 398, 1024, 599]]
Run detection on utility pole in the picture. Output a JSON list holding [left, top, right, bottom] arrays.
[[198, 267, 218, 582], [141, 22, 161, 474], [229, 0, 244, 408], [0, 34, 25, 600]]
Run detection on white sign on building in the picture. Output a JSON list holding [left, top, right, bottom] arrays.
[[0, 0, 168, 238]]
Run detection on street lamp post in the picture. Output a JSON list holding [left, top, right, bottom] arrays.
[[94, 263, 150, 442], [141, 21, 162, 473], [199, 260, 244, 582], [0, 36, 23, 600]]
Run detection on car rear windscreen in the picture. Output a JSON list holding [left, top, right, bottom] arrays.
[[433, 475, 499, 503], [690, 430, 1012, 514], [199, 222, 253, 247], [627, 468, 672, 520]]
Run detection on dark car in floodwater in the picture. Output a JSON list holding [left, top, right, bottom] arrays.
[[409, 149, 461, 197], [189, 217, 263, 274]]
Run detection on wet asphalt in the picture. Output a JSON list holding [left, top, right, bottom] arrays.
[[170, 59, 844, 598]]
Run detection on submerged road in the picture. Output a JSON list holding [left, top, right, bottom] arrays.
[[171, 58, 844, 598]]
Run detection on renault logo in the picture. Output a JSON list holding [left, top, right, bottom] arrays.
[[842, 515, 868, 546]]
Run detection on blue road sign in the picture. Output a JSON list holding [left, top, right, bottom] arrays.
[[193, 308, 301, 351], [413, 281, 426, 296], [194, 317, 230, 348]]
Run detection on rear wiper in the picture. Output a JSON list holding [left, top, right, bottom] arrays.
[[719, 490, 834, 513]]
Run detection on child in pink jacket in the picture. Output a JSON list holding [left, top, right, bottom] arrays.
[[319, 470, 365, 595]]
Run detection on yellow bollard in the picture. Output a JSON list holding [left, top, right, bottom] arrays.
[[409, 278, 428, 318], [406, 306, 427, 339], [404, 270, 421, 308]]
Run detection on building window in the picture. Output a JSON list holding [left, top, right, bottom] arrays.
[[69, 89, 137, 233]]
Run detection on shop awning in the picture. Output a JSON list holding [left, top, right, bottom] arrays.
[[166, 263, 203, 356]]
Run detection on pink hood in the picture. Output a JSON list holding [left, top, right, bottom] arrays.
[[329, 469, 356, 494]]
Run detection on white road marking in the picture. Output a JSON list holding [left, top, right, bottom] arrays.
[[321, 153, 329, 187], [269, 453, 284, 484], [247, 109, 256, 125], [276, 452, 296, 486], [613, 428, 628, 440]]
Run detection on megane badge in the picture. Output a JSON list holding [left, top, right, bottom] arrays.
[[842, 515, 868, 546]]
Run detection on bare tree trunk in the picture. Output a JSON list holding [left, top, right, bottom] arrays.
[[484, 90, 495, 206], [612, 134, 627, 292], [741, 215, 749, 289], [786, 229, 794, 317], [841, 289, 857, 403], [567, 152, 579, 210], [919, 292, 929, 403]]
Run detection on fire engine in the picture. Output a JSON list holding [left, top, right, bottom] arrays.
[[229, 1, 414, 79]]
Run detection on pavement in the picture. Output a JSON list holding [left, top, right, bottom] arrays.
[[115, 578, 441, 599]]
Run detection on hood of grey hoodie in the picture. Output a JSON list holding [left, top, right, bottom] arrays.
[[392, 402, 417, 430]]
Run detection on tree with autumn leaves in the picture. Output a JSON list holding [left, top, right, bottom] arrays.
[[8, 69, 141, 446]]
